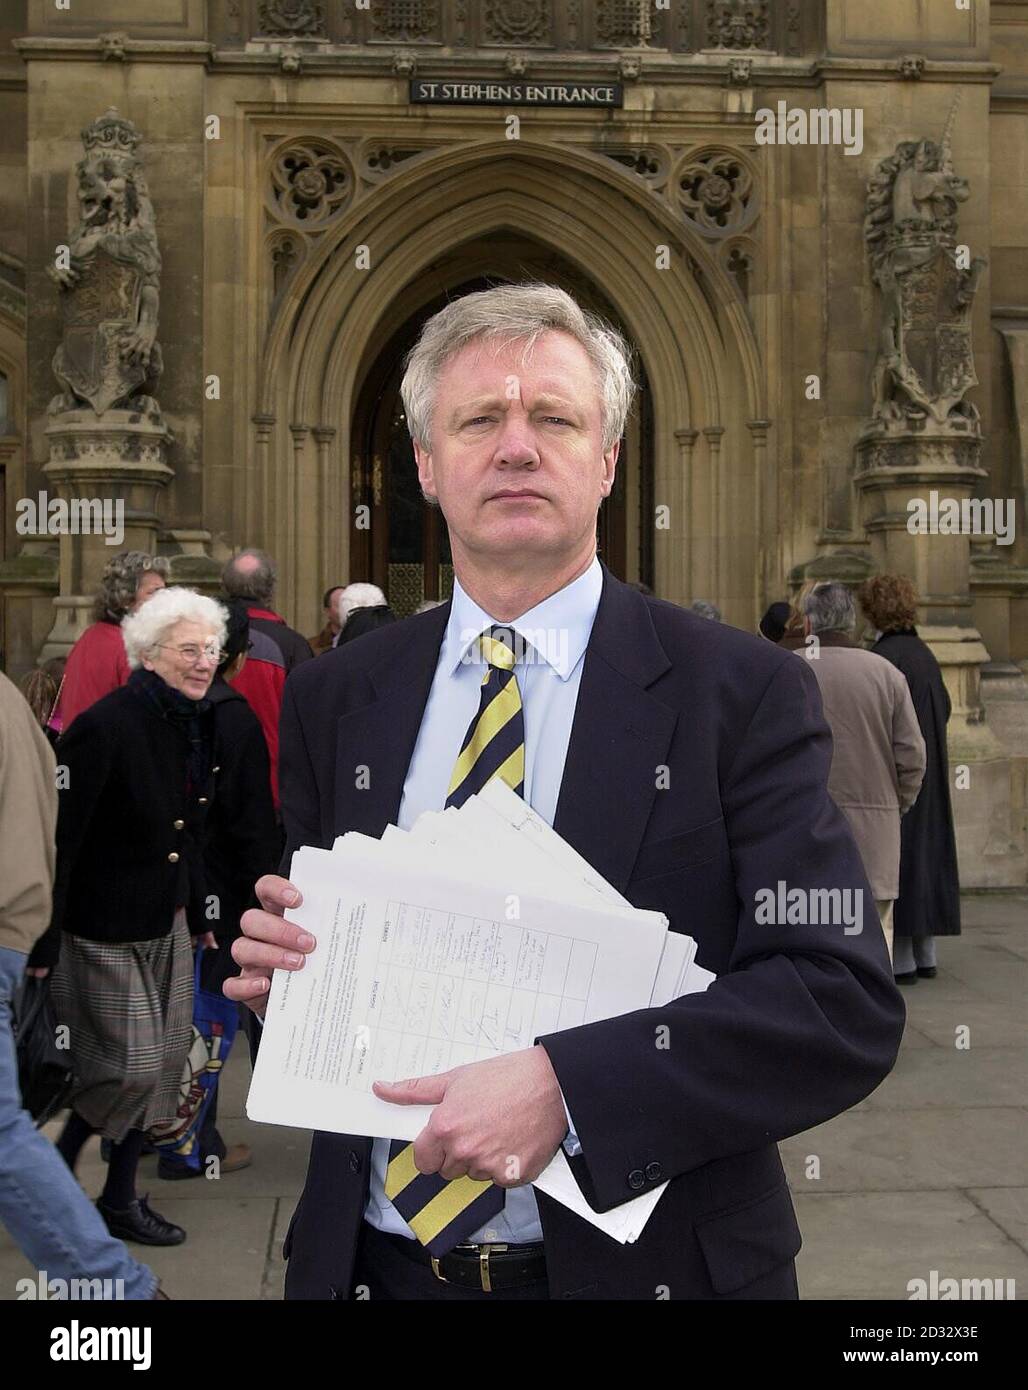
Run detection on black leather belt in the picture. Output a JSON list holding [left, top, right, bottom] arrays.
[[385, 1229, 547, 1292]]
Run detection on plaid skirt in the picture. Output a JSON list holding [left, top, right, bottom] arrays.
[[51, 909, 194, 1143]]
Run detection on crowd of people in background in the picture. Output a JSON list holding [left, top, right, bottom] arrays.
[[0, 547, 959, 1296]]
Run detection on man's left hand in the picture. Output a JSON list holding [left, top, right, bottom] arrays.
[[372, 1045, 567, 1187]]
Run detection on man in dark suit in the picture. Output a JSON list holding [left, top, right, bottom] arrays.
[[228, 283, 905, 1301]]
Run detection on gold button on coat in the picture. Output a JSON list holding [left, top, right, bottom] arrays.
[[168, 852, 180, 863], [173, 819, 184, 830]]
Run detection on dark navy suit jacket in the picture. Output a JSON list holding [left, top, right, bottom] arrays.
[[275, 567, 905, 1300]]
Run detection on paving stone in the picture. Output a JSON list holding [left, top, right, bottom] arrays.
[[791, 1190, 1028, 1300], [781, 1108, 1027, 1191], [966, 1188, 1028, 1257]]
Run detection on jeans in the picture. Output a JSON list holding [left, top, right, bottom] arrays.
[[0, 945, 157, 1299]]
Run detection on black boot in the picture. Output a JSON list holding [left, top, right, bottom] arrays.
[[96, 1194, 186, 1246]]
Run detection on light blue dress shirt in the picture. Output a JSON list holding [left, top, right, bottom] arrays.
[[363, 556, 603, 1245]]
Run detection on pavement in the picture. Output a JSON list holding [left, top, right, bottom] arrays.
[[2, 893, 1025, 1300]]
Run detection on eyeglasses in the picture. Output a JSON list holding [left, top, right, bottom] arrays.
[[156, 642, 223, 665]]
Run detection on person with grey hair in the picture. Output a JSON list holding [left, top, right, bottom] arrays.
[[49, 550, 168, 736], [800, 581, 927, 964], [231, 282, 904, 1302], [37, 588, 226, 1247], [330, 582, 389, 648], [221, 548, 313, 812], [689, 600, 722, 622]]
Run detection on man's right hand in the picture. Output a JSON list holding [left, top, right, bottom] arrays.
[[225, 875, 316, 1019]]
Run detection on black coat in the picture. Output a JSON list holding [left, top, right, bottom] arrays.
[[275, 567, 905, 1300], [202, 676, 281, 989], [872, 631, 961, 938], [36, 681, 214, 963]]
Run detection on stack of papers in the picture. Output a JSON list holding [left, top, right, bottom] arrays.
[[246, 779, 714, 1242]]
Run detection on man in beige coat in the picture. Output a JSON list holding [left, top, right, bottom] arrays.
[[0, 670, 159, 1298], [800, 583, 926, 965]]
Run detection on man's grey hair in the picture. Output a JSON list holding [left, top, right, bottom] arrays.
[[801, 582, 856, 635], [222, 548, 277, 606], [92, 550, 169, 623], [689, 600, 722, 622], [399, 282, 637, 452], [122, 587, 227, 670]]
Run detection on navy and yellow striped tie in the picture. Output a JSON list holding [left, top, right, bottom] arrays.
[[386, 625, 525, 1254]]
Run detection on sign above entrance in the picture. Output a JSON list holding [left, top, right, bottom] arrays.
[[410, 80, 623, 108]]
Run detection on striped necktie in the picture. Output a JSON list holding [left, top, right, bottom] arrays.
[[385, 625, 525, 1255]]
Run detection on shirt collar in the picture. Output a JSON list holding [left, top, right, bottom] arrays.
[[444, 557, 603, 681]]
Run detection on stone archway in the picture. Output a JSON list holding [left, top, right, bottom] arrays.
[[253, 139, 766, 630]]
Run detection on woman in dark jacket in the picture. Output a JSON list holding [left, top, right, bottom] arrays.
[[156, 598, 280, 1181], [858, 574, 961, 981], [38, 586, 226, 1245]]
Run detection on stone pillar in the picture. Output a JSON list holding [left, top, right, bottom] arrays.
[[664, 427, 697, 605], [703, 425, 725, 603], [251, 413, 276, 546], [856, 108, 1023, 885], [747, 418, 771, 615], [41, 407, 173, 654], [313, 425, 341, 604]]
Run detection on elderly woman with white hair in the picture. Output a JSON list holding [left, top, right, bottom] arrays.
[[43, 587, 226, 1247], [330, 582, 389, 648]]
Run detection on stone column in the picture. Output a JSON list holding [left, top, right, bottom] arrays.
[[703, 425, 725, 603], [665, 427, 697, 605], [746, 419, 772, 616]]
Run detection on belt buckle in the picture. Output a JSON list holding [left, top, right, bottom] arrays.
[[478, 1242, 508, 1293], [430, 1256, 447, 1283]]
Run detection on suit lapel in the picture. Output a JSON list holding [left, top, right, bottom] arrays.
[[554, 569, 678, 892], [332, 602, 450, 838]]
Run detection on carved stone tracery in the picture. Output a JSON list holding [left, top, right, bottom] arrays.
[[269, 140, 352, 227], [676, 148, 756, 237]]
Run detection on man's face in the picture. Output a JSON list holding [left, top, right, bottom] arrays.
[[413, 330, 619, 568]]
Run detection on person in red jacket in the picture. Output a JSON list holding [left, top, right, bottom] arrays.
[[221, 548, 313, 813], [49, 551, 169, 736]]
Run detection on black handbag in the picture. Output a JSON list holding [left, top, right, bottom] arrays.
[[12, 974, 75, 1126]]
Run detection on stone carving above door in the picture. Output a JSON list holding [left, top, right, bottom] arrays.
[[482, 0, 552, 45], [234, 0, 797, 54], [267, 139, 353, 228], [704, 0, 770, 50], [257, 0, 325, 36], [675, 147, 757, 237]]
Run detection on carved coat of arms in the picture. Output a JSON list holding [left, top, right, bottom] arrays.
[[864, 97, 986, 430]]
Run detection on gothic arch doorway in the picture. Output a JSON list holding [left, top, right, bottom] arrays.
[[348, 242, 654, 616]]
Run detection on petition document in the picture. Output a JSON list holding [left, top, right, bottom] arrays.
[[247, 846, 668, 1142]]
